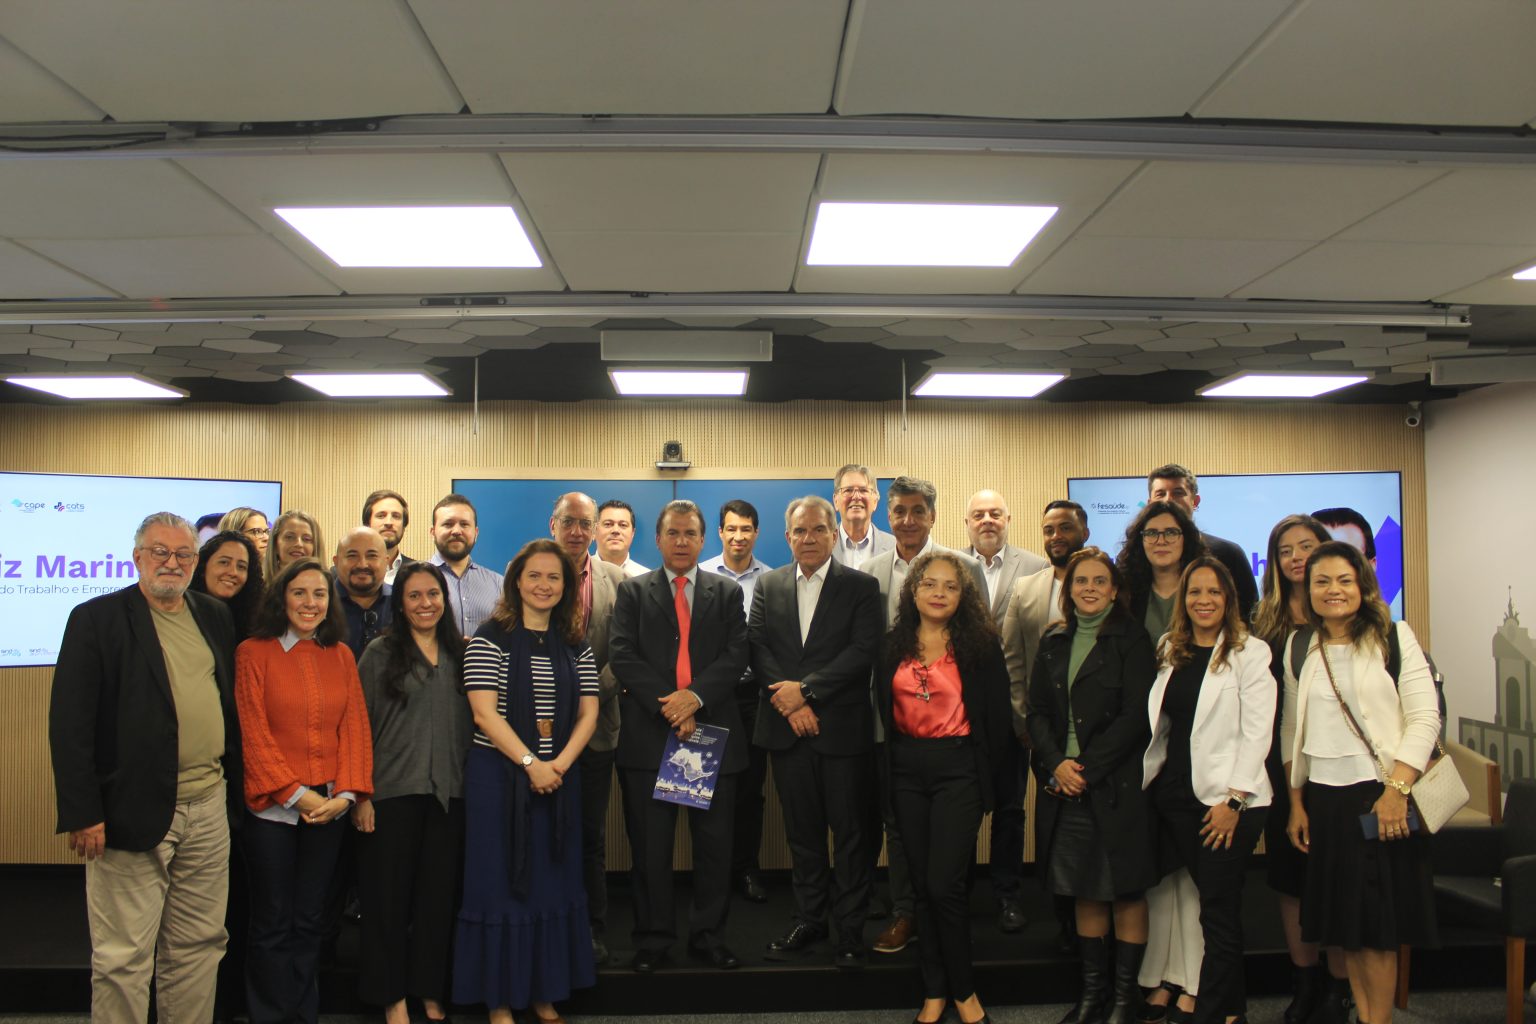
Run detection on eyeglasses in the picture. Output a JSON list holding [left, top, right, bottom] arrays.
[[556, 516, 595, 531], [835, 486, 875, 496], [243, 526, 270, 537], [140, 545, 197, 564], [913, 664, 931, 702], [1141, 528, 1183, 543]]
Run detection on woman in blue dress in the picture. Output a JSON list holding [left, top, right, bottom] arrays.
[[453, 539, 599, 1024]]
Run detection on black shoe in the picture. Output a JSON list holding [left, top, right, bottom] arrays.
[[834, 944, 867, 970], [688, 943, 741, 970], [1057, 935, 1111, 1024], [736, 871, 769, 903], [1054, 927, 1078, 957], [1308, 976, 1352, 1024], [1105, 940, 1148, 1024], [767, 922, 826, 952], [630, 948, 665, 973], [590, 935, 609, 964], [997, 898, 1026, 934], [1138, 985, 1179, 1024], [1285, 964, 1325, 1024]]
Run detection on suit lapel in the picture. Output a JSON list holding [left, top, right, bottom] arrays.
[[801, 562, 839, 650], [1189, 631, 1227, 733], [126, 589, 175, 710], [648, 571, 678, 631]]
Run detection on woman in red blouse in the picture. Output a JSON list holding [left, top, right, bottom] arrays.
[[876, 551, 1012, 1024], [236, 557, 372, 1024]]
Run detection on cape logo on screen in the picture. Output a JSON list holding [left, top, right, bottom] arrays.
[[10, 499, 48, 513]]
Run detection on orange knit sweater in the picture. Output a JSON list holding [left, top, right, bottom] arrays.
[[235, 636, 373, 811]]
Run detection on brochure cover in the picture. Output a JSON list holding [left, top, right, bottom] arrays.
[[653, 722, 729, 809]]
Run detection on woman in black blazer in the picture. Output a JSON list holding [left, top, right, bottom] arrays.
[[876, 551, 1011, 1024], [1026, 547, 1157, 1024]]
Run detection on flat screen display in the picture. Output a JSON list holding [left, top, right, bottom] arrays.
[[0, 472, 282, 668], [1067, 471, 1405, 619]]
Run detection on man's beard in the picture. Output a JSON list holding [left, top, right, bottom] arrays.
[[436, 538, 475, 561], [144, 571, 189, 601]]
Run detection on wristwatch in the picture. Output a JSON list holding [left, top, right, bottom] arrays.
[[799, 682, 818, 705], [520, 753, 535, 769], [1225, 790, 1249, 812], [1385, 777, 1413, 796]]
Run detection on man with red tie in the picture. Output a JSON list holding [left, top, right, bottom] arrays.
[[609, 500, 750, 974]]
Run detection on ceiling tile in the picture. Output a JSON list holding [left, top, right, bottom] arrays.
[[0, 160, 253, 239], [1435, 275, 1536, 306], [836, 0, 1288, 118], [1082, 162, 1442, 241], [25, 236, 344, 299], [0, 33, 105, 121], [412, 0, 844, 114], [1020, 236, 1312, 298], [0, 239, 116, 299], [1336, 170, 1536, 245], [204, 339, 284, 354], [1230, 241, 1536, 301], [30, 324, 118, 342], [0, 1, 461, 121], [534, 231, 803, 292], [1195, 0, 1536, 125]]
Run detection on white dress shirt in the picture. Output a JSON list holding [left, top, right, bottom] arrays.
[[795, 558, 831, 644], [888, 536, 936, 620]]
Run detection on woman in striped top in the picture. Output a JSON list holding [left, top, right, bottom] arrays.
[[452, 539, 599, 1024]]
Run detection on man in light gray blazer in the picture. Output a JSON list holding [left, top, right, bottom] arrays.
[[962, 488, 1048, 626], [858, 475, 986, 955], [830, 463, 896, 569], [551, 491, 627, 963]]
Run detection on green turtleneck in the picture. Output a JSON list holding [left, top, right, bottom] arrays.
[[1065, 606, 1110, 757]]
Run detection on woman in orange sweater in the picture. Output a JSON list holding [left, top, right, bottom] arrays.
[[236, 557, 372, 1024]]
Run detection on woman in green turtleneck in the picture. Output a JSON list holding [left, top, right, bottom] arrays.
[[1027, 547, 1157, 1024]]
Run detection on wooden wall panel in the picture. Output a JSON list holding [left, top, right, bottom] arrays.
[[0, 397, 1427, 862]]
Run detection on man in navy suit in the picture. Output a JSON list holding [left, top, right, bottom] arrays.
[[609, 499, 750, 973], [749, 495, 883, 968]]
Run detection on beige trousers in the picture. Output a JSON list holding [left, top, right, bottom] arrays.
[[85, 782, 230, 1024]]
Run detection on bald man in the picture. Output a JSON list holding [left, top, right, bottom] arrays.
[[333, 526, 392, 659]]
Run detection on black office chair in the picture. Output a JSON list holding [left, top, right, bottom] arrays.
[[1402, 778, 1536, 1023]]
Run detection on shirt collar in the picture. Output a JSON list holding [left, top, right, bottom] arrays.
[[664, 565, 699, 587], [279, 628, 307, 652], [972, 547, 1004, 570], [796, 557, 832, 584], [839, 523, 873, 549], [710, 556, 769, 581], [895, 536, 935, 568], [429, 553, 478, 578]]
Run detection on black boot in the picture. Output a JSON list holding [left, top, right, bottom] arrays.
[[1307, 974, 1352, 1024], [1105, 940, 1148, 1024], [1057, 935, 1112, 1024], [1284, 964, 1325, 1024]]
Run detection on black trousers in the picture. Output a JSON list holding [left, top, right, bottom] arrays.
[[1152, 778, 1268, 1024], [621, 768, 738, 953], [770, 743, 875, 945], [355, 795, 465, 1007], [868, 740, 916, 918], [891, 736, 984, 1001], [243, 811, 346, 1024], [731, 690, 770, 878], [986, 739, 1027, 901], [214, 831, 250, 1020], [577, 745, 617, 938]]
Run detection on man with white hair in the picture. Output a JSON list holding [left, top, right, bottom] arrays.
[[50, 511, 242, 1023]]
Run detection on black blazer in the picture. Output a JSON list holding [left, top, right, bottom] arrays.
[[1025, 613, 1156, 893], [748, 559, 883, 755], [874, 640, 1013, 812], [609, 567, 750, 774], [49, 585, 241, 852]]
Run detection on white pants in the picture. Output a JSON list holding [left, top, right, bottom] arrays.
[[1139, 867, 1204, 995]]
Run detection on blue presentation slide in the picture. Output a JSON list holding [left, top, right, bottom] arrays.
[[0, 472, 281, 668], [1067, 472, 1405, 618]]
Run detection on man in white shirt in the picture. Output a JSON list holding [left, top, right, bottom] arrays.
[[362, 488, 413, 585], [597, 499, 650, 577], [700, 499, 774, 904], [829, 463, 894, 569]]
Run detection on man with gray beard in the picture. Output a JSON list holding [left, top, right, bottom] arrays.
[[50, 511, 242, 1023]]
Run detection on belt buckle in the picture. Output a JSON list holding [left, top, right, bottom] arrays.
[[536, 719, 554, 739]]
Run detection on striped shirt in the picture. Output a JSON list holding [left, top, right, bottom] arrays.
[[463, 635, 599, 756], [430, 555, 505, 639]]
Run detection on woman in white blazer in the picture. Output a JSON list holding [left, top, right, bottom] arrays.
[[1281, 541, 1439, 1024], [1141, 557, 1275, 1024]]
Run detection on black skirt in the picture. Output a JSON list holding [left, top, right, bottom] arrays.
[[1300, 780, 1438, 950], [1045, 798, 1119, 902], [1264, 761, 1307, 898]]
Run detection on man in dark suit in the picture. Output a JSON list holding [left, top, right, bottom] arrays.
[[1146, 463, 1259, 619], [750, 495, 883, 969], [49, 511, 241, 1023], [609, 499, 750, 973]]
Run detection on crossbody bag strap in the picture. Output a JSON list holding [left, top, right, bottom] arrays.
[[1316, 641, 1390, 781]]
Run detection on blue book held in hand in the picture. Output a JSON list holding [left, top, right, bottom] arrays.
[[653, 723, 729, 810]]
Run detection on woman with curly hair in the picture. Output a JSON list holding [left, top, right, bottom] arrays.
[[1116, 502, 1206, 647], [190, 530, 264, 642], [1141, 557, 1275, 1024], [876, 550, 1011, 1024], [1027, 547, 1156, 1024]]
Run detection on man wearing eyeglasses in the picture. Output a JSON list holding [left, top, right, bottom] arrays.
[[830, 464, 894, 569], [1146, 464, 1259, 619], [859, 476, 987, 955], [549, 491, 625, 963], [50, 512, 242, 1024], [333, 526, 393, 660]]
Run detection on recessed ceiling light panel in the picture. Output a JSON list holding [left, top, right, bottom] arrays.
[[5, 374, 187, 400], [290, 373, 450, 398], [1198, 373, 1368, 398], [609, 369, 748, 396], [911, 371, 1065, 398], [806, 202, 1058, 267], [1514, 263, 1536, 280], [274, 206, 541, 268]]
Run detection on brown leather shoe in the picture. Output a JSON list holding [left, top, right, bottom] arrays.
[[873, 914, 916, 953]]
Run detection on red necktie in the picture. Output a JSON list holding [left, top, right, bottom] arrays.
[[673, 575, 692, 688]]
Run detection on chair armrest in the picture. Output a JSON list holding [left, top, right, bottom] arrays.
[[1432, 825, 1504, 876], [1503, 853, 1536, 936]]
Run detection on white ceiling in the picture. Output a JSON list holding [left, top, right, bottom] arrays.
[[0, 0, 1534, 396]]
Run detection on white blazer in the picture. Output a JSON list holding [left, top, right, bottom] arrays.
[[1280, 621, 1439, 790], [1141, 631, 1276, 807]]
